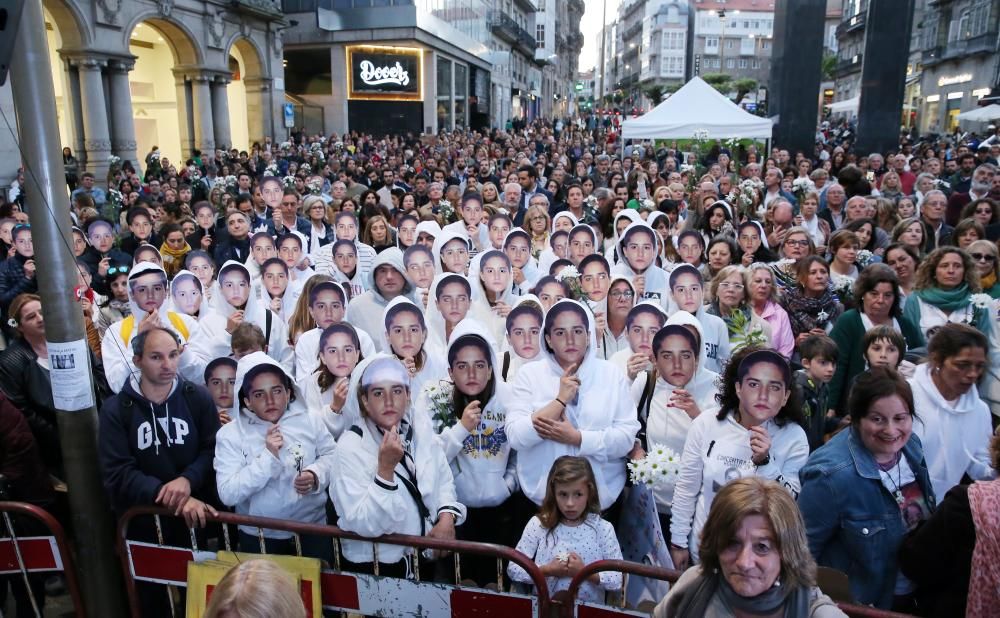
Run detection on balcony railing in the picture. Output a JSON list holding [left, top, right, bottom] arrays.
[[487, 10, 536, 55], [835, 12, 867, 38], [834, 53, 863, 76], [923, 31, 998, 66]]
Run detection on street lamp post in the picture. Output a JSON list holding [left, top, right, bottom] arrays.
[[718, 9, 727, 76]]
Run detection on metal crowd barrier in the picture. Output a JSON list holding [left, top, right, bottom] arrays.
[[562, 560, 920, 618], [0, 501, 86, 618], [117, 505, 551, 617]]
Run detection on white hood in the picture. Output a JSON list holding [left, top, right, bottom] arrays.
[[431, 227, 471, 275], [165, 269, 204, 318], [425, 272, 473, 355]]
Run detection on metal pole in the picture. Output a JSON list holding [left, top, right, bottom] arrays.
[[8, 1, 128, 616], [598, 0, 607, 110]]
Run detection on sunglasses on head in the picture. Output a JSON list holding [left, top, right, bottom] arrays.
[[107, 265, 130, 275]]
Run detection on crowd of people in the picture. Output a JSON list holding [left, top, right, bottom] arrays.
[[0, 117, 998, 617]]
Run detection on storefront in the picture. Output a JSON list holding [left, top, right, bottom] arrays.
[[919, 56, 998, 134]]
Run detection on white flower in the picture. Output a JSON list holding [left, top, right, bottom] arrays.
[[628, 443, 681, 488], [6, 318, 16, 328], [816, 309, 829, 323], [555, 266, 581, 282], [556, 551, 570, 563], [288, 444, 304, 460], [680, 164, 695, 174], [971, 293, 993, 309]]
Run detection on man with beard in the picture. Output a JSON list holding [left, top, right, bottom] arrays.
[[947, 164, 995, 226]]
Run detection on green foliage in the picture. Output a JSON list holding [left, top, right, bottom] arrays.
[[821, 54, 837, 81], [733, 78, 758, 103], [643, 84, 665, 105]]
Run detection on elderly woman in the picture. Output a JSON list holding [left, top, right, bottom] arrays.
[[902, 247, 989, 341], [746, 263, 794, 358], [781, 257, 843, 347], [909, 324, 995, 501], [669, 347, 809, 569], [656, 477, 845, 617], [331, 355, 466, 575], [827, 265, 924, 416], [506, 299, 640, 514], [967, 239, 1000, 298], [899, 430, 1000, 617], [800, 368, 935, 610], [952, 218, 986, 250], [707, 265, 772, 350]]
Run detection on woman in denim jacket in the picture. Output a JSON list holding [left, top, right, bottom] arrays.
[[799, 368, 936, 611]]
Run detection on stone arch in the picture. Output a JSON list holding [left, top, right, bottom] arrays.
[[223, 35, 271, 148], [123, 13, 203, 67], [41, 0, 91, 49], [226, 35, 268, 80]]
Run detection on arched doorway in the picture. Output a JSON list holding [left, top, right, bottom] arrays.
[[42, 0, 88, 167], [227, 37, 268, 152], [127, 18, 199, 167]]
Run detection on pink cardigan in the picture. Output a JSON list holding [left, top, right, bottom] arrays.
[[755, 301, 795, 358]]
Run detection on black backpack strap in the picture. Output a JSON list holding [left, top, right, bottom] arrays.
[[264, 310, 273, 348], [636, 369, 656, 450], [394, 468, 430, 536], [502, 351, 511, 381]]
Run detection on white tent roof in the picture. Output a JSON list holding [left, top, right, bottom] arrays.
[[956, 104, 1000, 122], [620, 76, 772, 140], [827, 96, 859, 114]]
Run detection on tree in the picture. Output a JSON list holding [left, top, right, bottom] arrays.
[[643, 84, 664, 105], [663, 83, 682, 95], [701, 72, 733, 95], [733, 78, 758, 104], [821, 54, 837, 81]]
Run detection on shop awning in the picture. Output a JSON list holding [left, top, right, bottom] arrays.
[[956, 104, 1000, 122], [826, 96, 859, 114]]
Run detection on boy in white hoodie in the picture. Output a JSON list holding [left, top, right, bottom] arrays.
[[667, 264, 731, 374]]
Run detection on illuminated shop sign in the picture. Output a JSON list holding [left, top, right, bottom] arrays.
[[347, 46, 423, 101], [937, 74, 972, 87]]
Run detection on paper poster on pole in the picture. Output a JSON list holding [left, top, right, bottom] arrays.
[[47, 339, 94, 411]]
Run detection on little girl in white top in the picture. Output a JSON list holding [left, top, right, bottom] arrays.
[[507, 456, 623, 602]]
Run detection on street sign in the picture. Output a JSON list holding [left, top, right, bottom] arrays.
[[283, 103, 295, 128]]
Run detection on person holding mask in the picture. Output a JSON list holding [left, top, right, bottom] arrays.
[[670, 347, 809, 568], [293, 281, 375, 380], [204, 357, 237, 425], [633, 315, 720, 533], [656, 477, 845, 618], [902, 247, 989, 341], [426, 273, 475, 354], [909, 324, 995, 500], [506, 299, 640, 515], [500, 295, 544, 382], [382, 296, 448, 397], [417, 322, 518, 584], [468, 250, 516, 344], [668, 264, 730, 374], [331, 355, 465, 575], [827, 265, 924, 416], [303, 323, 363, 439], [215, 353, 337, 561], [345, 248, 415, 349], [611, 220, 671, 310], [504, 229, 539, 295], [609, 303, 667, 381], [0, 225, 38, 321], [799, 369, 934, 610]]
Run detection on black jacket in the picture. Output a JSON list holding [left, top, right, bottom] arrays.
[[213, 236, 251, 265], [0, 253, 38, 312], [98, 377, 219, 514], [79, 246, 132, 296], [0, 338, 110, 477]]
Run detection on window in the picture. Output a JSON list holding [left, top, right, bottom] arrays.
[[536, 24, 545, 49], [726, 38, 735, 49], [706, 36, 719, 48], [752, 58, 760, 69], [739, 58, 748, 68], [726, 58, 735, 68], [761, 40, 770, 49]]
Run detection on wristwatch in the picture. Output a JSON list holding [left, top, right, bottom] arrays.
[[754, 453, 771, 467]]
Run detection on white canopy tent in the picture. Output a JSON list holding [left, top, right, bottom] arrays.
[[826, 96, 860, 114], [620, 76, 772, 140], [956, 104, 1000, 122]]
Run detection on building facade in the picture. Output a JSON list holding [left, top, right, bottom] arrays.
[[691, 0, 775, 98], [0, 0, 285, 186], [917, 0, 999, 134], [534, 0, 585, 120]]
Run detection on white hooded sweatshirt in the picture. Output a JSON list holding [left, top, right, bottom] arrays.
[[630, 311, 721, 514], [414, 319, 518, 508], [603, 209, 642, 264], [214, 353, 338, 538], [379, 296, 449, 398], [102, 261, 210, 393], [331, 355, 466, 565], [468, 250, 518, 346], [199, 261, 293, 374], [499, 294, 545, 383], [610, 220, 672, 313], [507, 299, 641, 510], [909, 363, 996, 499]]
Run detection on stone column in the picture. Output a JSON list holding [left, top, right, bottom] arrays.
[[106, 58, 139, 170], [72, 57, 112, 176], [210, 76, 231, 152], [243, 77, 271, 145], [173, 72, 194, 158], [63, 58, 87, 168], [188, 73, 215, 156]]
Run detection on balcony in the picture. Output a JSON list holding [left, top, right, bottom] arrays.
[[487, 11, 536, 55], [835, 12, 866, 38], [622, 19, 643, 41], [235, 0, 282, 18], [834, 53, 863, 76]]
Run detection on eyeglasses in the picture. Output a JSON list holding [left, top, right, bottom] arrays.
[[971, 253, 997, 262], [718, 282, 744, 290], [785, 239, 810, 247], [107, 265, 129, 276], [610, 290, 635, 299]]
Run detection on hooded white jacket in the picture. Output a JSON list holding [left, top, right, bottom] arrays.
[[630, 312, 720, 514], [499, 294, 545, 383], [414, 319, 518, 508], [378, 296, 449, 398], [294, 320, 376, 383], [102, 261, 210, 393], [909, 363, 996, 499], [507, 299, 641, 510], [468, 251, 518, 346], [669, 410, 809, 562], [344, 248, 416, 351], [313, 238, 377, 280], [214, 353, 337, 538], [610, 220, 672, 313], [331, 355, 466, 564], [603, 209, 642, 265], [199, 261, 293, 374]]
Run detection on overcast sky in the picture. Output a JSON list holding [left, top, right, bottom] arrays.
[[579, 0, 621, 72]]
